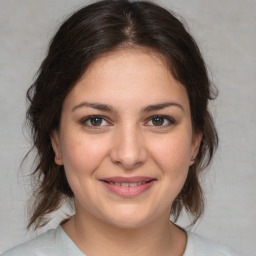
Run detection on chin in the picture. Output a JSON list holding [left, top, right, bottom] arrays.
[[102, 211, 156, 229]]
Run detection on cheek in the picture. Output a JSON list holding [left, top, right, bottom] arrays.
[[147, 131, 192, 197], [60, 135, 112, 202], [131, 135, 190, 214], [60, 134, 111, 176], [147, 132, 192, 172]]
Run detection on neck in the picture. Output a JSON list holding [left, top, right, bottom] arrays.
[[62, 209, 186, 256]]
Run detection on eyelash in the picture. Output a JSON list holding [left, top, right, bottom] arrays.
[[145, 115, 176, 127], [81, 115, 111, 128], [80, 115, 176, 128]]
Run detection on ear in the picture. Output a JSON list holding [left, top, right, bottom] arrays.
[[190, 132, 202, 166], [51, 129, 63, 165]]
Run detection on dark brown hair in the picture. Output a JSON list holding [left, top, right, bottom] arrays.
[[26, 0, 218, 229]]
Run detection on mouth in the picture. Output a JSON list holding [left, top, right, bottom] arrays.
[[104, 181, 150, 187], [99, 176, 157, 197]]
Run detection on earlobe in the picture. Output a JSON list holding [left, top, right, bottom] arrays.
[[51, 130, 63, 165], [190, 132, 202, 165]]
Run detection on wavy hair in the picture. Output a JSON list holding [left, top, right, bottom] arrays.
[[26, 0, 218, 229]]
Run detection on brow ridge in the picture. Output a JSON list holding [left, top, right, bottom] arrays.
[[141, 102, 184, 113], [72, 102, 116, 112], [72, 101, 184, 113]]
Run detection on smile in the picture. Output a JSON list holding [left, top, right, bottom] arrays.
[[106, 181, 148, 187], [100, 177, 156, 197]]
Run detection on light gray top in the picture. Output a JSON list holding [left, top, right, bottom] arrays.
[[2, 226, 238, 256]]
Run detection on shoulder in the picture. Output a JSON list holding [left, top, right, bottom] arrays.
[[184, 231, 239, 256], [1, 227, 62, 256]]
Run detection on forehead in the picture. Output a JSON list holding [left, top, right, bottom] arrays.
[[84, 47, 172, 81], [63, 48, 190, 113]]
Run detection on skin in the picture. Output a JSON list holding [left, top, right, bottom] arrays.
[[51, 48, 202, 256]]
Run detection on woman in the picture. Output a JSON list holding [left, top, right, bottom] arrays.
[[2, 0, 237, 255]]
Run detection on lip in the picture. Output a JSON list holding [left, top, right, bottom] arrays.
[[99, 176, 157, 197]]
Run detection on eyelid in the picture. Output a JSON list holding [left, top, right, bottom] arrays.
[[81, 115, 112, 127], [144, 115, 176, 127], [80, 114, 176, 128]]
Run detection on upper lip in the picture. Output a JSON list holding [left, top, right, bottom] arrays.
[[100, 176, 156, 183]]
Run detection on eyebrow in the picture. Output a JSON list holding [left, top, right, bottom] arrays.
[[72, 102, 117, 112], [141, 102, 184, 113], [72, 101, 184, 113]]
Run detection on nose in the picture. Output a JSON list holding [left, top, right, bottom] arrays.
[[110, 125, 147, 170]]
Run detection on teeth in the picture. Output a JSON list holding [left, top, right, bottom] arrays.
[[108, 181, 147, 187]]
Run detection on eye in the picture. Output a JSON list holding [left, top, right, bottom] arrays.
[[81, 116, 110, 127], [146, 115, 175, 127]]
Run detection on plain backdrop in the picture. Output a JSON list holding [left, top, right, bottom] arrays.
[[0, 0, 255, 255]]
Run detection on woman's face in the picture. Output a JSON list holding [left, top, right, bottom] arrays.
[[52, 48, 201, 228]]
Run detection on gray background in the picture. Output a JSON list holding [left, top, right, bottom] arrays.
[[0, 0, 255, 255]]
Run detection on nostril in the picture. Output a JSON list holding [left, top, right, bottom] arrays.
[[109, 138, 148, 170]]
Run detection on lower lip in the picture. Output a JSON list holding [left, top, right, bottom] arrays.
[[101, 181, 156, 197]]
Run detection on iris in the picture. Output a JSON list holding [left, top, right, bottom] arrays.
[[90, 117, 103, 126], [152, 116, 164, 126]]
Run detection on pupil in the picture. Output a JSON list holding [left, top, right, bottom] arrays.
[[153, 117, 164, 126], [91, 118, 102, 126]]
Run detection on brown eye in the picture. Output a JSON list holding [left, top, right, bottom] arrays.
[[146, 115, 176, 127], [90, 117, 103, 126], [81, 116, 109, 127], [152, 116, 164, 126]]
